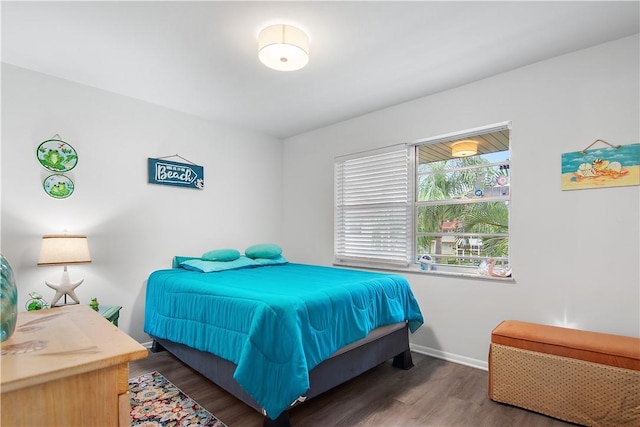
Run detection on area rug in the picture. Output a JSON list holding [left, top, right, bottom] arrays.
[[129, 371, 228, 426]]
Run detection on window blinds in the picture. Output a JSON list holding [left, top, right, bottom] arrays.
[[334, 145, 412, 266]]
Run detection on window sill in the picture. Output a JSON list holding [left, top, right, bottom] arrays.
[[333, 261, 514, 283], [406, 266, 514, 282]]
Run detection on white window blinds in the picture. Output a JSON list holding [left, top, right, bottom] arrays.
[[334, 145, 412, 267]]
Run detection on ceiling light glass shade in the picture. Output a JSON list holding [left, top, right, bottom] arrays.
[[451, 140, 478, 157], [38, 235, 91, 266], [258, 24, 309, 71]]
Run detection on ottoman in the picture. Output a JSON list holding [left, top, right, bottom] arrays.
[[489, 320, 640, 427]]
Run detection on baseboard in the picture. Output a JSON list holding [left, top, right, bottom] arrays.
[[410, 343, 488, 371], [141, 340, 154, 350]]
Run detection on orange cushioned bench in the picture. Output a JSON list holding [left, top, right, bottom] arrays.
[[489, 320, 640, 427]]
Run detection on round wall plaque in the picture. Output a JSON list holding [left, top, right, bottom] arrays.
[[36, 139, 78, 172], [43, 174, 75, 199]]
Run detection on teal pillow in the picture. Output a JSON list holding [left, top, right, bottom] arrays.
[[173, 256, 200, 268], [180, 256, 259, 273], [245, 243, 282, 259], [202, 248, 241, 262], [253, 255, 288, 266]]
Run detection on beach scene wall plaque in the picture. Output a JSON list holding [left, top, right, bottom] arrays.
[[561, 143, 639, 191]]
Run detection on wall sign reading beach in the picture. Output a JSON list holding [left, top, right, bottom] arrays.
[[561, 141, 639, 191], [148, 156, 204, 190]]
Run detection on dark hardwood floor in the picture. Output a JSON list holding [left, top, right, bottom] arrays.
[[129, 350, 576, 427]]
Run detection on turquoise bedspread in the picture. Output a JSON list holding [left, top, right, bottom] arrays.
[[144, 263, 423, 419]]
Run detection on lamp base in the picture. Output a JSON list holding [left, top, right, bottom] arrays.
[[45, 267, 83, 307], [52, 295, 80, 307]]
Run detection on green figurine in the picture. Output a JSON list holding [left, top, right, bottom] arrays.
[[89, 297, 99, 311], [25, 292, 49, 311]]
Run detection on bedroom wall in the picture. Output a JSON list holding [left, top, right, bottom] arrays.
[[1, 64, 284, 343], [282, 35, 640, 368]]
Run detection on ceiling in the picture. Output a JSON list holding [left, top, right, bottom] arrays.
[[2, 1, 638, 139]]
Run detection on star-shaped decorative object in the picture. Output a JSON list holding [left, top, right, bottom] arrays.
[[46, 278, 84, 306]]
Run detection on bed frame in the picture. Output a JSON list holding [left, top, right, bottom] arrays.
[[151, 322, 414, 427]]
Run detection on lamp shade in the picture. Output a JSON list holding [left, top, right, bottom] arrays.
[[38, 235, 91, 266], [258, 24, 309, 71], [451, 140, 478, 157]]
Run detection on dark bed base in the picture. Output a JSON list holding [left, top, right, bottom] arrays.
[[151, 324, 414, 427]]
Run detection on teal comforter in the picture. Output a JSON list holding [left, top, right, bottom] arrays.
[[144, 263, 423, 419]]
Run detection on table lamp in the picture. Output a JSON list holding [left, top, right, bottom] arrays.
[[37, 234, 91, 306]]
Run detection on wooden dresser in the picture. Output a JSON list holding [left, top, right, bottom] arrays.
[[1, 304, 148, 426]]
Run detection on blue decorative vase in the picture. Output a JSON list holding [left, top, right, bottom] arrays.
[[1, 254, 18, 342]]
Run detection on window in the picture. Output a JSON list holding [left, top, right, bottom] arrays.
[[334, 122, 511, 278], [414, 122, 511, 275]]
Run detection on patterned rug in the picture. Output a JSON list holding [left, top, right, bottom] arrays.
[[129, 371, 228, 426]]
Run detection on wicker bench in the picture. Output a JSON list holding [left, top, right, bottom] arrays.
[[489, 320, 640, 427]]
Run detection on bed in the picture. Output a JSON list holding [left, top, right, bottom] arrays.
[[144, 254, 423, 427]]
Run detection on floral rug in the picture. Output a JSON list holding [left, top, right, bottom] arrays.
[[129, 371, 228, 427]]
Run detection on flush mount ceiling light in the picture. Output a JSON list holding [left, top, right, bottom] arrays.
[[258, 24, 309, 71], [451, 140, 478, 157]]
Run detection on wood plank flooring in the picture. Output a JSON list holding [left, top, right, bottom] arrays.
[[129, 350, 576, 427]]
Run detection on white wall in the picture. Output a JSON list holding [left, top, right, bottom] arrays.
[[1, 64, 284, 342], [3, 35, 638, 367], [283, 35, 640, 368]]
